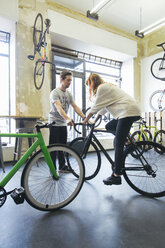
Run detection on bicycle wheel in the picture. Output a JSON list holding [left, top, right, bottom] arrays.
[[154, 130, 165, 154], [131, 131, 145, 142], [143, 129, 152, 141], [151, 58, 165, 81], [21, 144, 85, 211], [85, 107, 102, 127], [143, 129, 153, 151], [69, 137, 101, 180], [33, 13, 43, 51], [130, 131, 145, 157], [123, 141, 165, 197], [149, 90, 165, 112], [34, 60, 45, 90]]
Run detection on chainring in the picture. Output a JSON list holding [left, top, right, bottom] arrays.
[[0, 186, 7, 207]]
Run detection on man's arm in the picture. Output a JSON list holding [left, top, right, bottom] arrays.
[[71, 101, 86, 119], [55, 101, 74, 125]]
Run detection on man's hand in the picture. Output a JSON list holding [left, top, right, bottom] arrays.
[[66, 118, 74, 126]]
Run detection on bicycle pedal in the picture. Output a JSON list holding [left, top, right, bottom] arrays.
[[10, 187, 25, 205]]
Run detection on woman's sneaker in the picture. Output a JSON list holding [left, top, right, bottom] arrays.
[[103, 174, 121, 185]]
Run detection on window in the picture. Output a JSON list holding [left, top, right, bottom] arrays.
[[0, 31, 10, 115], [0, 31, 14, 144]]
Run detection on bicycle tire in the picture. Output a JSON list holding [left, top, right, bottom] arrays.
[[85, 107, 102, 127], [34, 60, 45, 90], [149, 90, 165, 112], [154, 130, 165, 154], [151, 58, 165, 81], [143, 129, 152, 141], [123, 141, 165, 197], [130, 131, 145, 157], [33, 13, 43, 52], [21, 144, 85, 211], [69, 137, 101, 180], [143, 129, 153, 151]]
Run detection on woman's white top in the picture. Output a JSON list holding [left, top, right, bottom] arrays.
[[90, 83, 141, 119]]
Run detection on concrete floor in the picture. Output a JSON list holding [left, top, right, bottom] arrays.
[[1, 150, 165, 248]]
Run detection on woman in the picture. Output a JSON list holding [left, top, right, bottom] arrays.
[[82, 73, 141, 185]]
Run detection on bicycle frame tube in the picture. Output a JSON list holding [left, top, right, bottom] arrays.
[[0, 132, 58, 187], [92, 131, 114, 166], [144, 125, 158, 141]]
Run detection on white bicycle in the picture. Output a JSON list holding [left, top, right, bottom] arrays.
[[149, 89, 165, 112]]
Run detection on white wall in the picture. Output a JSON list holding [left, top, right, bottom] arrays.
[[48, 9, 137, 62], [141, 52, 164, 112], [0, 0, 18, 22], [121, 59, 134, 97]]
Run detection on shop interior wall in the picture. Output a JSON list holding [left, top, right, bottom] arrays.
[[140, 28, 165, 113]]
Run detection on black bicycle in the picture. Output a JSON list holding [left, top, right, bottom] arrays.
[[68, 123, 165, 198], [151, 42, 165, 81], [28, 13, 55, 90]]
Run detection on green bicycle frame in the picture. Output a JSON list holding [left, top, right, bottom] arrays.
[[0, 132, 59, 187], [136, 125, 159, 141]]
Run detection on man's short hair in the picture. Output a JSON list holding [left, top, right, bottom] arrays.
[[60, 70, 73, 80]]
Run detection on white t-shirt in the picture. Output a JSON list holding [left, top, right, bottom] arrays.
[[90, 83, 141, 119], [49, 88, 73, 126]]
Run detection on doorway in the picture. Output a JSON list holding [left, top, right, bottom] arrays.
[[53, 54, 85, 140]]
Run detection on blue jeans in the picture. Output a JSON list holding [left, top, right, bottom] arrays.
[[105, 116, 140, 175]]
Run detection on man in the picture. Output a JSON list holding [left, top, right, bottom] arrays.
[[49, 70, 85, 172]]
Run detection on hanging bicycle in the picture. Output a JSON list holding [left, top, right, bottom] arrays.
[[149, 89, 165, 111], [28, 13, 55, 90], [151, 42, 165, 81]]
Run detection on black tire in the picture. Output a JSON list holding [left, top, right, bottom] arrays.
[[34, 60, 45, 90], [21, 144, 85, 211], [130, 131, 145, 157], [149, 90, 165, 112], [33, 13, 43, 52], [143, 129, 153, 151], [143, 129, 152, 141], [85, 107, 102, 127], [123, 141, 165, 198], [154, 130, 165, 154], [131, 130, 145, 142], [69, 137, 101, 180], [151, 58, 165, 81]]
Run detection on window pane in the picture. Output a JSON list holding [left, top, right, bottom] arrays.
[[0, 42, 8, 54], [0, 31, 12, 144], [0, 56, 9, 114]]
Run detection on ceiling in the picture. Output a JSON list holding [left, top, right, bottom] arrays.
[[49, 0, 165, 35]]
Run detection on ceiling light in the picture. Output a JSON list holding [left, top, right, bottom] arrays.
[[135, 17, 165, 38], [87, 0, 113, 21]]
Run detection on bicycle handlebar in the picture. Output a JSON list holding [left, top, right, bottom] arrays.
[[35, 121, 56, 131], [73, 123, 95, 134]]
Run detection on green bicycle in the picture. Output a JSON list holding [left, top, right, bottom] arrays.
[[0, 122, 85, 211], [131, 118, 165, 153]]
